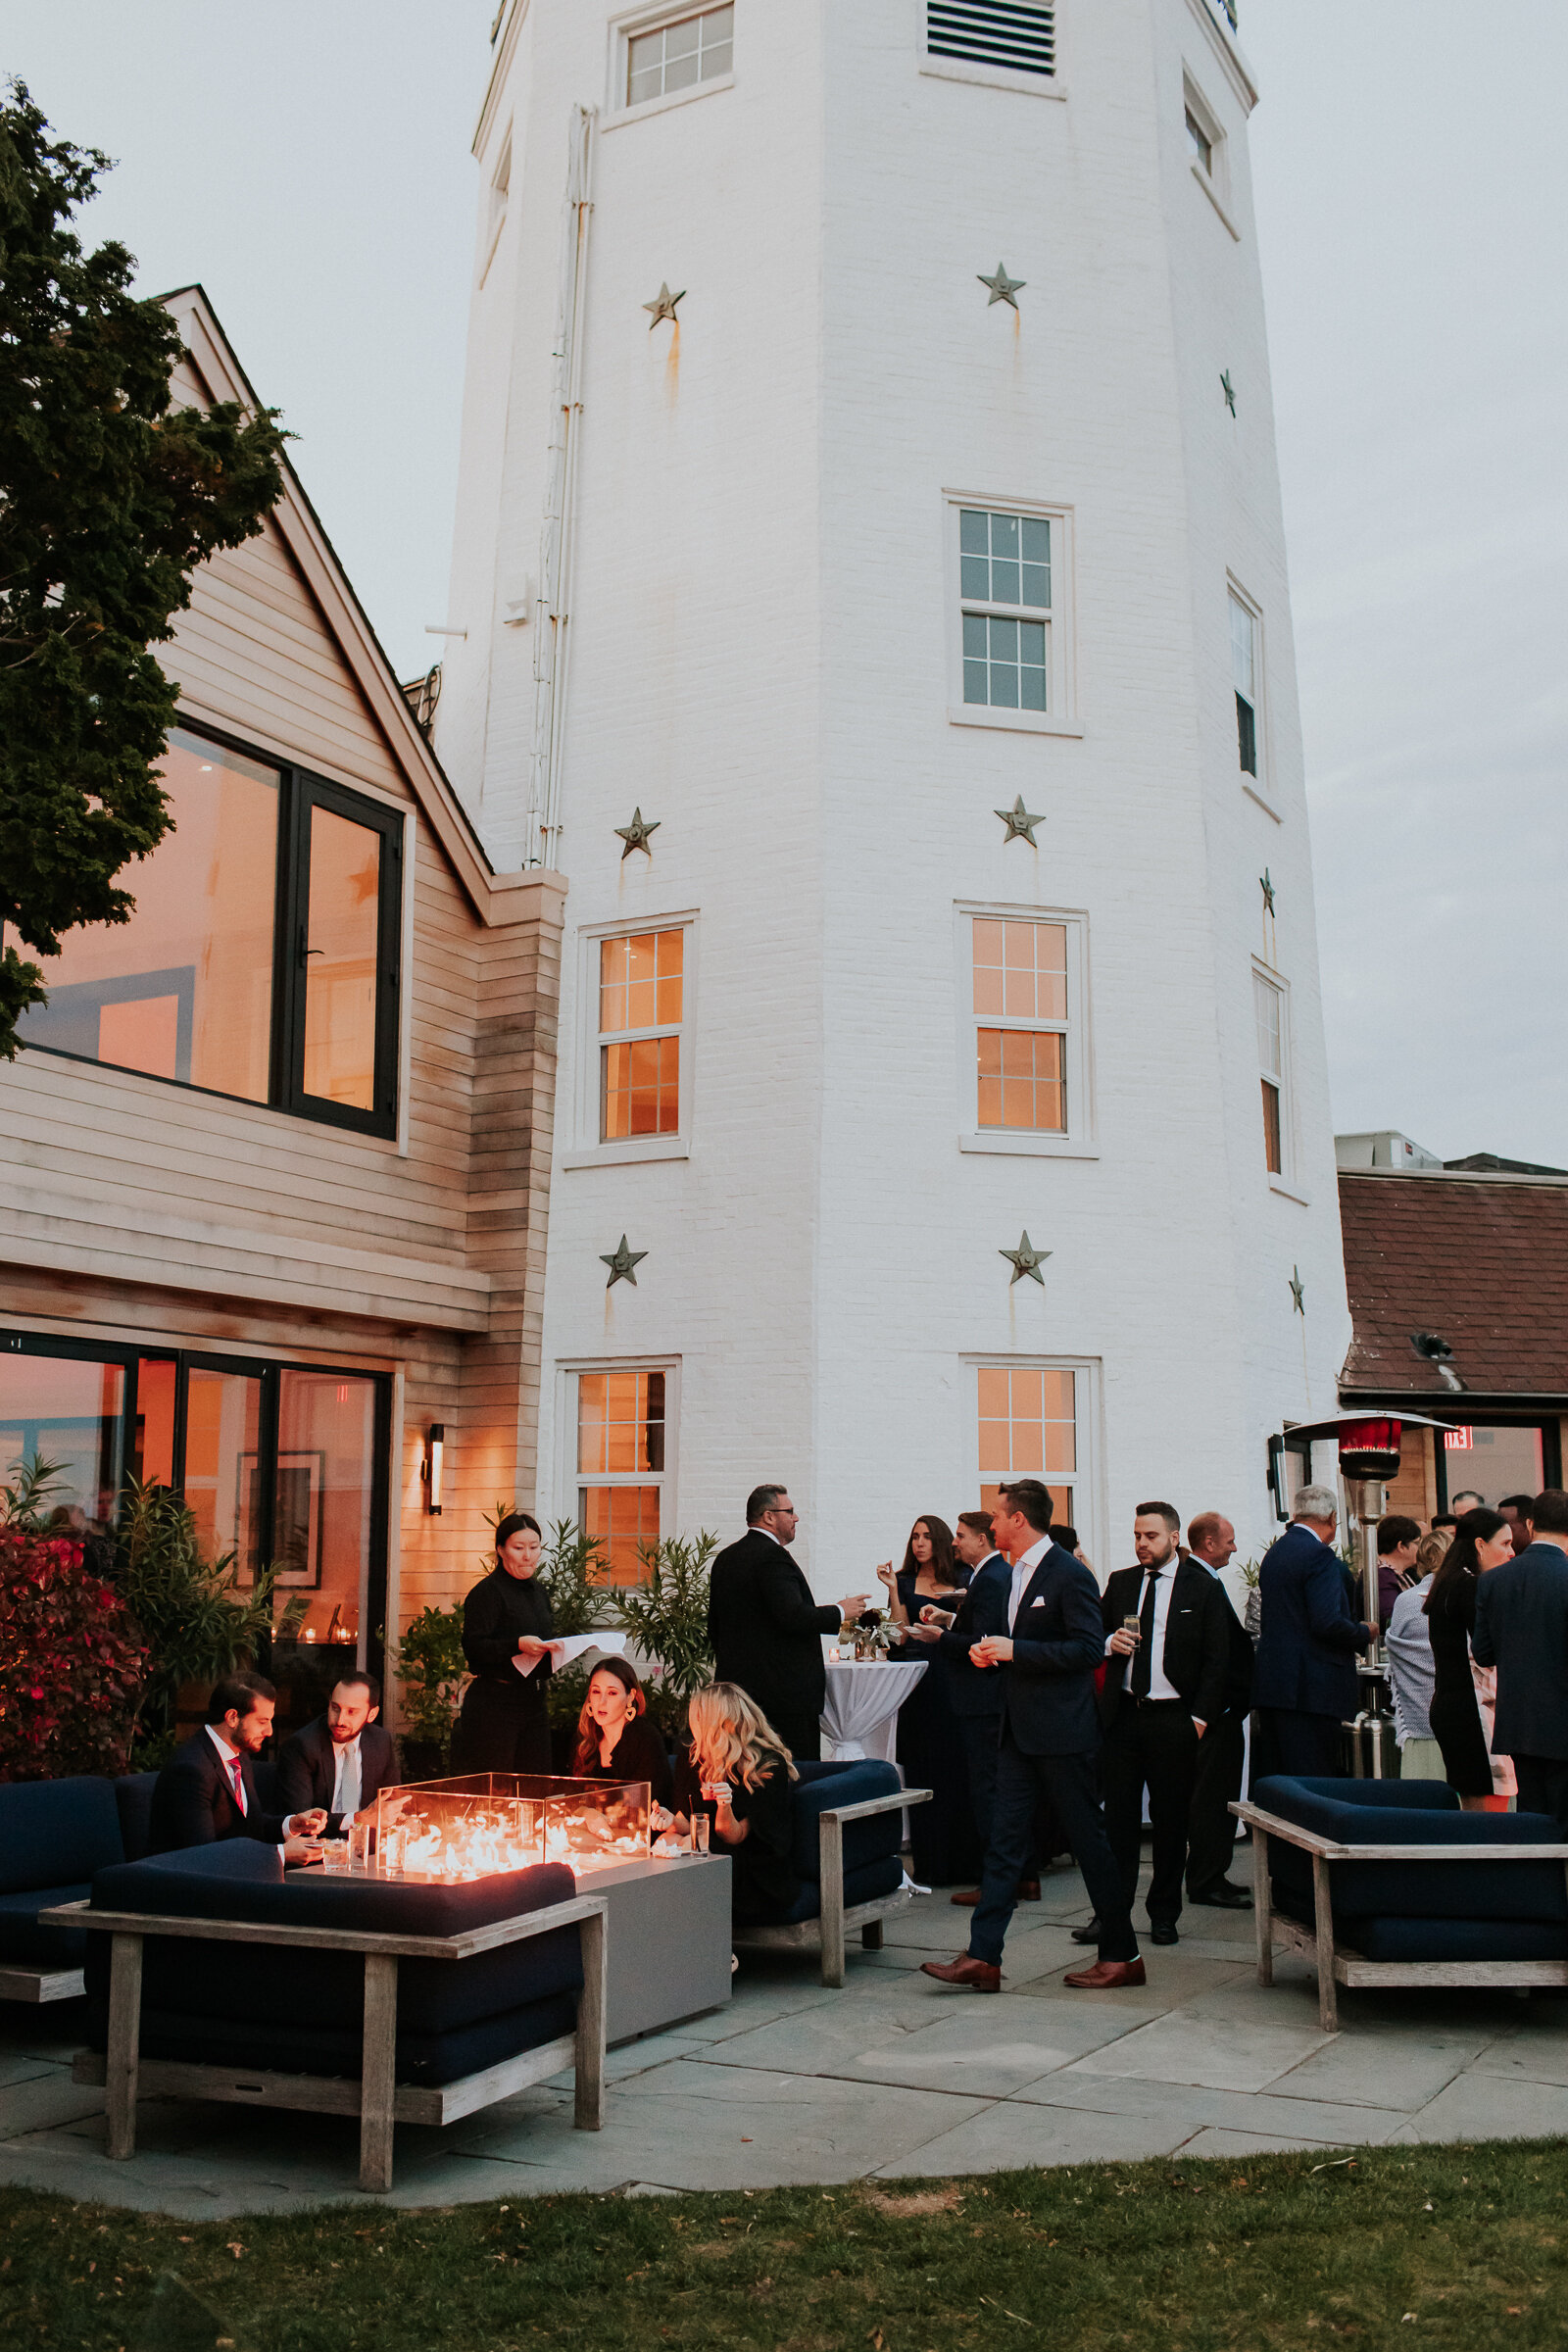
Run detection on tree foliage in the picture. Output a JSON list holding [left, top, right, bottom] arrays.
[[0, 82, 287, 1056], [0, 1525, 146, 1780], [609, 1532, 718, 1739]]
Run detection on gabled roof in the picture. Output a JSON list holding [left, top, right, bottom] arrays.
[[1339, 1168, 1568, 1403], [161, 284, 516, 923]]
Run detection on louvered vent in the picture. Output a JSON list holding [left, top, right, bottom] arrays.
[[927, 2, 1056, 77]]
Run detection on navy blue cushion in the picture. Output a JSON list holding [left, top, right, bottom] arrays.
[[92, 1991, 579, 2088], [0, 1885, 92, 1967], [774, 1852, 904, 1926], [1341, 1915, 1568, 1964], [114, 1774, 158, 1863], [789, 1761, 904, 1882], [1258, 1775, 1567, 1924], [0, 1778, 123, 1893]]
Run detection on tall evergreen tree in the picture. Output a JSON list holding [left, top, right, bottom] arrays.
[[0, 83, 287, 1057]]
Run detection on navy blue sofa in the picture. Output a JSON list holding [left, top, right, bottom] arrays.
[[1241, 1775, 1568, 2028], [732, 1758, 925, 1986], [0, 1777, 131, 2001]]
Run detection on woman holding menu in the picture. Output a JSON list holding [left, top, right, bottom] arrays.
[[451, 1512, 559, 1775]]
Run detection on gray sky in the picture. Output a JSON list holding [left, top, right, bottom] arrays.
[[9, 3, 1566, 1164]]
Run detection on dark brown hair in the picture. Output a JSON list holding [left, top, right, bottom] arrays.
[[206, 1671, 275, 1725], [901, 1515, 959, 1585], [997, 1479, 1053, 1533], [572, 1656, 647, 1774], [1425, 1507, 1507, 1618], [1135, 1500, 1181, 1533]]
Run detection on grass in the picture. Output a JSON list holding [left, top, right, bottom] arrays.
[[3, 2140, 1567, 2349]]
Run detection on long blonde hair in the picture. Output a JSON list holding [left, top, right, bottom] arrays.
[[686, 1683, 799, 1791]]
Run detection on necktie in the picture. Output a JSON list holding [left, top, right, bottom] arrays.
[[227, 1755, 246, 1814], [1133, 1570, 1159, 1697]]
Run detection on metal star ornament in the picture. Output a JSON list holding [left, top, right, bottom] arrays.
[[614, 807, 662, 858], [1290, 1265, 1306, 1315], [1260, 867, 1276, 916], [1000, 1231, 1052, 1287], [643, 282, 684, 327], [1221, 369, 1237, 416], [996, 795, 1046, 847], [601, 1236, 648, 1289], [978, 262, 1026, 310]]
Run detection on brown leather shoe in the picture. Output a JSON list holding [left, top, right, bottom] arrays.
[[1016, 1880, 1042, 1900], [920, 1954, 1002, 1992], [950, 1888, 981, 1905], [1062, 1957, 1147, 1990]]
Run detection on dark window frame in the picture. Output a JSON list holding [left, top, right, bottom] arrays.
[[21, 717, 404, 1142]]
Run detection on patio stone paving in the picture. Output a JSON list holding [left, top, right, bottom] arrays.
[[7, 1861, 1568, 2212]]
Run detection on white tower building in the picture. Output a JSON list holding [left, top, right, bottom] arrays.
[[435, 0, 1349, 1592]]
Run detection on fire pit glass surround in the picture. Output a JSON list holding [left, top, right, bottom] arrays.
[[367, 1773, 651, 1883]]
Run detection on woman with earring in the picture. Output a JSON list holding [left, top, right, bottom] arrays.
[[1425, 1507, 1516, 1811], [573, 1657, 672, 1806], [879, 1514, 980, 1887], [450, 1512, 561, 1775]]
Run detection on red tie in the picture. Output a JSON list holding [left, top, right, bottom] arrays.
[[227, 1755, 245, 1813]]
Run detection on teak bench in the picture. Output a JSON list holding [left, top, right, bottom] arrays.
[[734, 1784, 931, 1987], [40, 1891, 608, 2192], [1233, 1799, 1568, 2033]]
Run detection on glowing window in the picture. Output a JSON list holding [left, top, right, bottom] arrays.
[[576, 1368, 669, 1585], [600, 929, 684, 1142], [977, 1364, 1079, 1531], [972, 918, 1068, 1133]]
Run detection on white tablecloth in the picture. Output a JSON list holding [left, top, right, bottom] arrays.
[[819, 1659, 927, 1763]]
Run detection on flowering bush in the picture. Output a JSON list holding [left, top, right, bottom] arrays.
[[0, 1527, 147, 1781]]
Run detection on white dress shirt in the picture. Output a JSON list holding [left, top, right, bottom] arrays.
[[206, 1722, 247, 1813], [332, 1734, 362, 1822], [1106, 1557, 1182, 1701], [1007, 1534, 1055, 1630]]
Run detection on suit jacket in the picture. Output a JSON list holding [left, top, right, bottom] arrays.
[[1098, 1556, 1232, 1729], [148, 1731, 290, 1854], [935, 1551, 1012, 1718], [1251, 1522, 1370, 1718], [1197, 1563, 1256, 1713], [993, 1542, 1105, 1757], [707, 1527, 841, 1732], [1473, 1542, 1568, 1761], [276, 1716, 398, 1834]]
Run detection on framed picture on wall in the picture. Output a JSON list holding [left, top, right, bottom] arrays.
[[237, 1448, 326, 1588]]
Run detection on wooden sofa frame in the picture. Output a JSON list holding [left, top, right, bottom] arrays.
[[40, 1891, 608, 2193], [1233, 1799, 1568, 2033], [733, 1785, 931, 1987], [0, 1960, 85, 2005]]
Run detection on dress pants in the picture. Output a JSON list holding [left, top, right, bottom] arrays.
[[1257, 1707, 1343, 1781], [1512, 1756, 1568, 1834], [450, 1682, 552, 1777], [1103, 1697, 1198, 1928], [960, 1711, 1046, 1886], [771, 1707, 822, 1765], [966, 1737, 1137, 1968], [1185, 1709, 1247, 1897]]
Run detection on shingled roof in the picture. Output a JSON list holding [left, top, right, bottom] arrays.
[[1339, 1170, 1568, 1401]]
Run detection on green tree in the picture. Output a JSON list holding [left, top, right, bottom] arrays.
[[0, 83, 287, 1056]]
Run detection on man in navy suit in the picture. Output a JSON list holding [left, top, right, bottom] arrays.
[[149, 1673, 327, 1857], [921, 1480, 1143, 1993], [277, 1671, 399, 1835], [1252, 1487, 1373, 1780], [1474, 1489, 1568, 1830]]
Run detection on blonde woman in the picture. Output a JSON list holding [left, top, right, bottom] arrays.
[[666, 1683, 800, 1927]]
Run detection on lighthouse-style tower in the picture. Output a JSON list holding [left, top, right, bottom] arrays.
[[435, 0, 1348, 1591]]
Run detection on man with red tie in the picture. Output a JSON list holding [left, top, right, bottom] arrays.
[[149, 1673, 327, 1859]]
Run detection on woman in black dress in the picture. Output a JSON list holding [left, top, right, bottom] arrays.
[[1425, 1507, 1516, 1810], [572, 1657, 673, 1808], [669, 1683, 799, 1931], [876, 1514, 980, 1887], [450, 1512, 559, 1776]]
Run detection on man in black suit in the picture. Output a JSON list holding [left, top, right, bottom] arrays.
[[149, 1673, 327, 1857], [1095, 1503, 1230, 1946], [1474, 1488, 1568, 1830], [276, 1671, 398, 1835], [921, 1480, 1143, 1993], [707, 1485, 867, 1759], [1183, 1510, 1255, 1911]]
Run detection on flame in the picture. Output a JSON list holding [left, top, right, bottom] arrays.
[[370, 1789, 649, 1884]]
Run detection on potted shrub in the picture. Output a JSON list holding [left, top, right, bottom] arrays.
[[391, 1602, 467, 1779]]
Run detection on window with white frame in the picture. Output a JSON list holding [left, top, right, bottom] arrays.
[[1185, 104, 1211, 173], [1253, 966, 1285, 1176], [572, 1365, 670, 1586], [1230, 589, 1260, 778], [951, 498, 1073, 729], [958, 903, 1090, 1152], [625, 4, 732, 107], [977, 1363, 1082, 1533], [598, 925, 683, 1142]]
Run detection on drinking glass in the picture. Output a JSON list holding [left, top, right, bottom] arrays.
[[691, 1812, 710, 1856], [1121, 1614, 1141, 1640]]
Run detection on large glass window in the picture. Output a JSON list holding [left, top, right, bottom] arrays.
[[972, 917, 1068, 1133], [0, 1349, 126, 1523], [627, 5, 733, 106], [599, 929, 684, 1141], [575, 1367, 668, 1585], [977, 1364, 1079, 1531], [18, 724, 402, 1138]]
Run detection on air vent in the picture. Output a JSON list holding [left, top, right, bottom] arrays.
[[927, 2, 1056, 77]]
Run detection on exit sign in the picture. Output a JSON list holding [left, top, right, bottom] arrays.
[[1445, 1427, 1474, 1451]]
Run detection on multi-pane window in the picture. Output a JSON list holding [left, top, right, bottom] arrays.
[[1230, 591, 1259, 777], [1185, 106, 1212, 173], [627, 5, 733, 106], [1254, 969, 1284, 1175], [972, 917, 1067, 1133], [960, 509, 1052, 711], [599, 929, 683, 1141], [576, 1368, 667, 1585], [978, 1365, 1078, 1530], [17, 724, 402, 1137], [927, 2, 1056, 77]]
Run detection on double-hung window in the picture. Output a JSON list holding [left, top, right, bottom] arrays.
[[958, 905, 1091, 1153], [1230, 589, 1260, 779], [624, 5, 733, 109], [18, 723, 403, 1138], [974, 1361, 1089, 1542], [950, 497, 1075, 732], [572, 1364, 672, 1585], [1254, 966, 1286, 1176], [572, 916, 693, 1163]]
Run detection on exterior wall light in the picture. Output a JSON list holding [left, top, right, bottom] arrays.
[[423, 1424, 445, 1515]]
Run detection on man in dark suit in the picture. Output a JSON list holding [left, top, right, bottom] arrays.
[[921, 1479, 1143, 1993], [149, 1672, 326, 1857], [1252, 1488, 1373, 1779], [1474, 1488, 1568, 1830], [707, 1484, 867, 1760], [1184, 1510, 1255, 1910], [276, 1671, 398, 1835], [1095, 1502, 1231, 1945]]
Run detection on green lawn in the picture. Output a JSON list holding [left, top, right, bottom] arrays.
[[4, 2140, 1567, 2350]]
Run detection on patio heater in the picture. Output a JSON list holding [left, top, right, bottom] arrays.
[[1337, 1416, 1403, 1779]]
